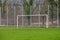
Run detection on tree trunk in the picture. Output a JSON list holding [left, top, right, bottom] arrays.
[[42, 16, 44, 25], [27, 16, 30, 25], [50, 5, 54, 24], [51, 16, 53, 24]]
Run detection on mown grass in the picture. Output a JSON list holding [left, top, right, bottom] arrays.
[[0, 27, 60, 40]]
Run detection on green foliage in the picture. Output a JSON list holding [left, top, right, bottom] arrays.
[[29, 0, 34, 6], [48, 0, 54, 5], [23, 0, 33, 15], [58, 0, 60, 9], [0, 0, 2, 7], [48, 0, 54, 18], [0, 0, 6, 17], [48, 0, 60, 18]]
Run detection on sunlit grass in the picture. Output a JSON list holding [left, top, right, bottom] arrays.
[[0, 26, 60, 40]]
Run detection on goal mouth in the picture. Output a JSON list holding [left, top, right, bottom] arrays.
[[17, 14, 49, 28]]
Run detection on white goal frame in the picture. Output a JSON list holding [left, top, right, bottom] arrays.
[[17, 14, 49, 28]]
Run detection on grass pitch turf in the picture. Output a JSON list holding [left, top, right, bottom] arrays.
[[0, 27, 60, 40]]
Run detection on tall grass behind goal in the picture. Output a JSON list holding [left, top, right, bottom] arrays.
[[17, 14, 49, 28]]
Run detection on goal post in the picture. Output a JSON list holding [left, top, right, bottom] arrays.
[[17, 14, 49, 28]]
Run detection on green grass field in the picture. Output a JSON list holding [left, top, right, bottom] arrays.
[[0, 27, 60, 40]]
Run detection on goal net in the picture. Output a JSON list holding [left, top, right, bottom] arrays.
[[17, 14, 49, 28]]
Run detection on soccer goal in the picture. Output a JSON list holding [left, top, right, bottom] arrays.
[[17, 14, 49, 28]]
